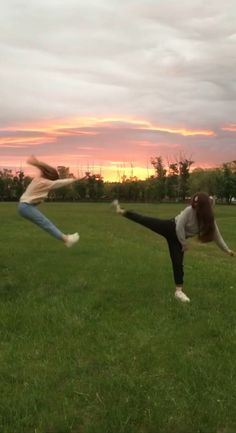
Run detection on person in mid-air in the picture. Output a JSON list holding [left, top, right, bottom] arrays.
[[18, 155, 79, 247], [112, 192, 235, 302]]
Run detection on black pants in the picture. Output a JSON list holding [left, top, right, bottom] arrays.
[[124, 211, 184, 286]]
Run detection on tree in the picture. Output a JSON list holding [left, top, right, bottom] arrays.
[[0, 169, 13, 200], [178, 158, 194, 201], [166, 162, 179, 200], [188, 168, 219, 196], [220, 161, 236, 204], [12, 170, 31, 200], [80, 172, 104, 200], [150, 156, 167, 201]]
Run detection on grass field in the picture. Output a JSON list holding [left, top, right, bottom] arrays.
[[0, 202, 236, 433]]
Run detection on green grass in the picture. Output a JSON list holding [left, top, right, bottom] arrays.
[[0, 202, 236, 433]]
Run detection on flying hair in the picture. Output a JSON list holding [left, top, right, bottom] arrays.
[[27, 156, 59, 181]]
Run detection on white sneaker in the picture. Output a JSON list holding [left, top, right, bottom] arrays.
[[111, 199, 119, 207], [65, 232, 80, 248], [175, 290, 190, 303], [111, 199, 119, 211], [111, 199, 125, 214]]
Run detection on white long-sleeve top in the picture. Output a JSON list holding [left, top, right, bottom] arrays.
[[20, 176, 75, 204], [175, 206, 230, 253]]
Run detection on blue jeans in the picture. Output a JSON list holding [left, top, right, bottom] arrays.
[[18, 203, 64, 241]]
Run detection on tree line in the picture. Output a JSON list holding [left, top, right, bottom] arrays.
[[0, 158, 236, 203]]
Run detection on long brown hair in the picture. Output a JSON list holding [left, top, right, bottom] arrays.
[[28, 157, 59, 180], [191, 192, 215, 242]]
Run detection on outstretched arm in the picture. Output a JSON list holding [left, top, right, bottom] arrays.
[[49, 178, 76, 189], [214, 222, 235, 256]]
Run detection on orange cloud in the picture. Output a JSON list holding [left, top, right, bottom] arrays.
[[97, 117, 214, 136], [89, 117, 215, 136], [0, 116, 215, 138], [222, 124, 236, 132], [0, 135, 55, 148]]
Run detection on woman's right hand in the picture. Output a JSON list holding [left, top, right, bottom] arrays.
[[228, 250, 235, 257]]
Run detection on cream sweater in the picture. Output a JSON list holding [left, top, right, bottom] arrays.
[[20, 176, 75, 204], [175, 206, 230, 253]]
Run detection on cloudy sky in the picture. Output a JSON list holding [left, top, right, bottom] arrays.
[[0, 0, 235, 180]]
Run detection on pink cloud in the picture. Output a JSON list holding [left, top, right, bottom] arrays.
[[0, 116, 234, 180]]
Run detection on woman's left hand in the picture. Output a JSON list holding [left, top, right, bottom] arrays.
[[27, 155, 38, 165], [228, 250, 235, 256]]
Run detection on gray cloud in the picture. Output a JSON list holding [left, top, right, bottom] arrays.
[[0, 0, 235, 171]]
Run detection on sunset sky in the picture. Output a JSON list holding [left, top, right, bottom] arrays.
[[1, 0, 235, 181]]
